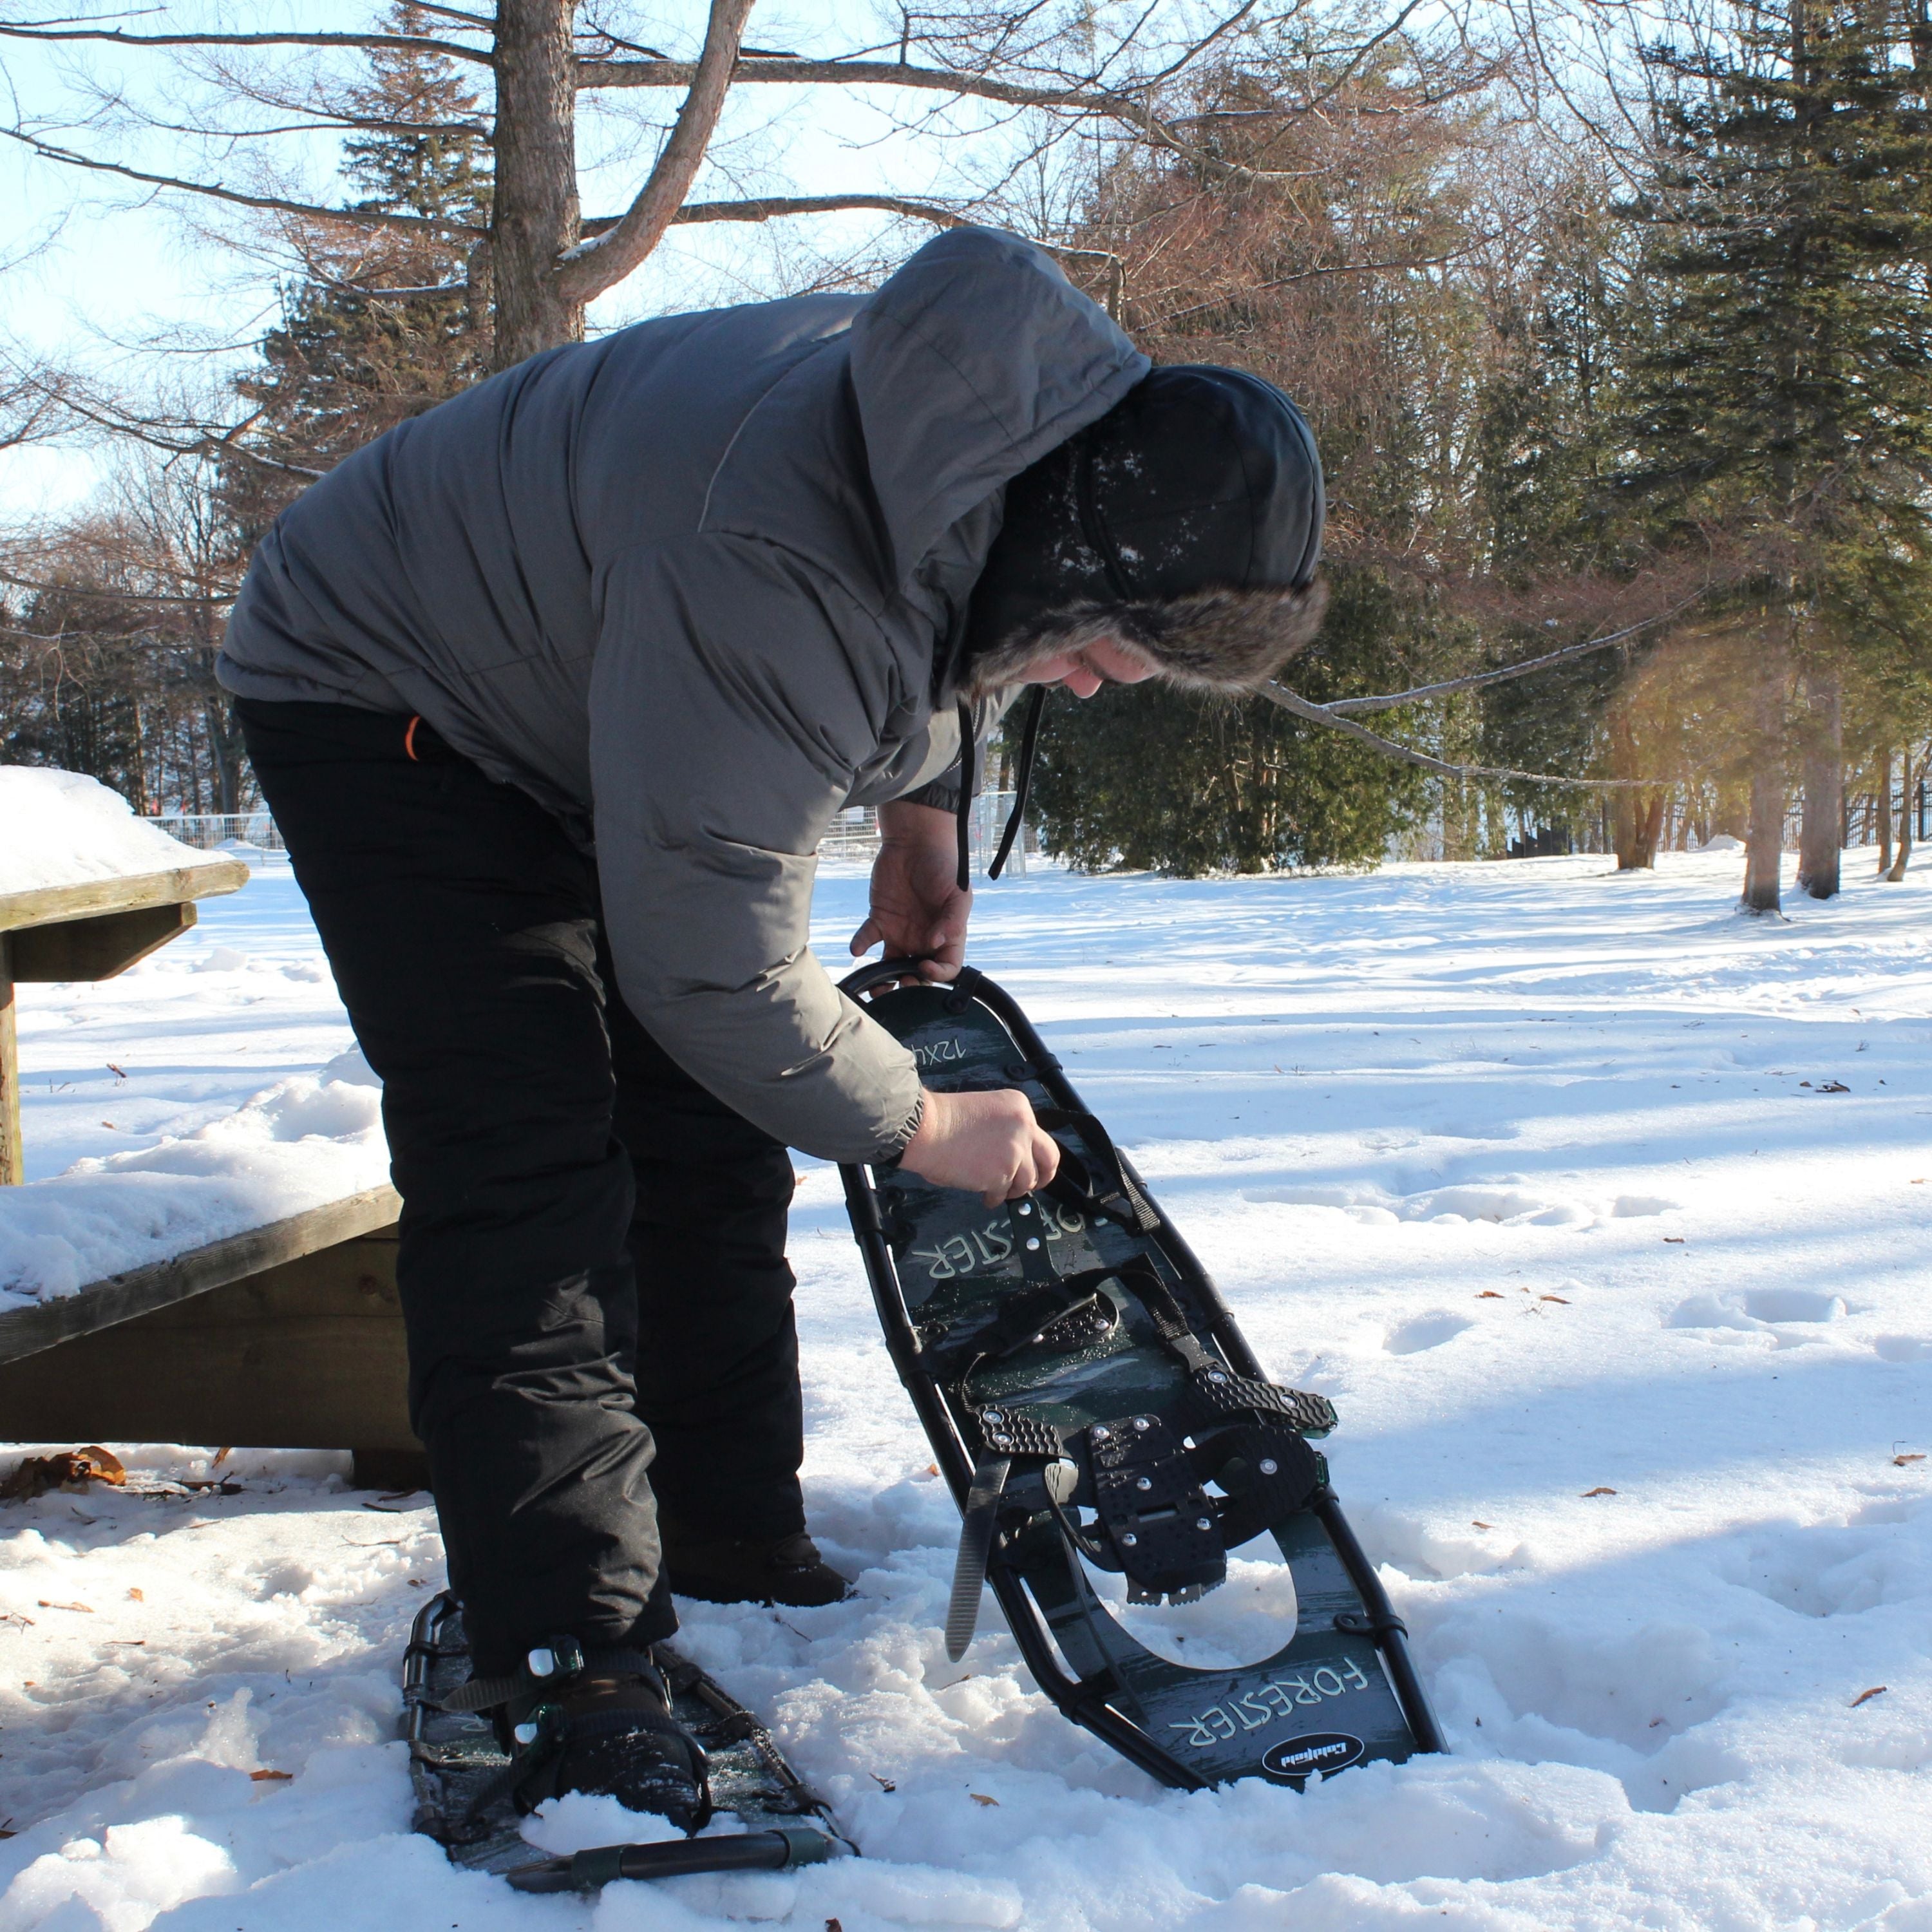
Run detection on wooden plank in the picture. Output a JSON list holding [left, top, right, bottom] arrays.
[[0, 1184, 402, 1366], [0, 940, 19, 1188], [9, 902, 197, 982], [0, 1230, 419, 1454], [0, 856, 249, 934]]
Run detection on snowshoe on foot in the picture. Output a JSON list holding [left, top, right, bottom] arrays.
[[659, 1520, 853, 1607], [837, 960, 1444, 1794], [405, 1592, 851, 1889], [439, 1636, 712, 1830]]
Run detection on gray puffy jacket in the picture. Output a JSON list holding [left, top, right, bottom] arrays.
[[218, 227, 1148, 1160]]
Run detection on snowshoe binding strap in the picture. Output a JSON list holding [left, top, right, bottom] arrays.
[[1034, 1108, 1161, 1234], [1184, 1363, 1336, 1439], [945, 1452, 1013, 1660], [919, 1266, 1118, 1382], [435, 1636, 659, 1716], [444, 1635, 712, 1831]]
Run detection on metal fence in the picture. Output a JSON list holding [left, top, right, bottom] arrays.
[[786, 791, 1031, 873], [148, 811, 287, 852], [149, 792, 1032, 875]]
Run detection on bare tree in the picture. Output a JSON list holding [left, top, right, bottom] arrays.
[[0, 1, 1392, 369]]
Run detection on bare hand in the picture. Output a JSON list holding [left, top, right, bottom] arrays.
[[900, 1088, 1061, 1206], [850, 800, 969, 984]]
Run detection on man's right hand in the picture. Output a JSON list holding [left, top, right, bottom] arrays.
[[900, 1088, 1061, 1206]]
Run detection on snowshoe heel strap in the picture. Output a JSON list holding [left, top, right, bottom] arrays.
[[945, 1452, 1013, 1661]]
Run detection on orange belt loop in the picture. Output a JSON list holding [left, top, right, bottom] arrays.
[[404, 715, 422, 761]]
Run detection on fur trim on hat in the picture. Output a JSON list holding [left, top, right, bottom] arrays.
[[961, 578, 1330, 699]]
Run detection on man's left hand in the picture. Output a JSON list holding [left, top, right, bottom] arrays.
[[849, 800, 970, 982]]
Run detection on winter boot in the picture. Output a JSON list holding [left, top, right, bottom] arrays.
[[444, 1637, 710, 1830], [658, 1518, 853, 1607]]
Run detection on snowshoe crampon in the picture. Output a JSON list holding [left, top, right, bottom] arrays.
[[404, 1591, 851, 1891], [838, 960, 1444, 1792]]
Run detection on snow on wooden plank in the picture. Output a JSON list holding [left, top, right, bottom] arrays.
[[0, 768, 248, 925]]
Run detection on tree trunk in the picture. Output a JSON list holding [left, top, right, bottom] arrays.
[[1741, 643, 1786, 914], [1609, 714, 1660, 869], [1886, 744, 1914, 880], [205, 699, 244, 816], [1795, 667, 1842, 898], [1877, 750, 1893, 873], [490, 0, 583, 369]]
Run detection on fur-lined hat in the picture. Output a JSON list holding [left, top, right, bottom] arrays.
[[961, 365, 1327, 697]]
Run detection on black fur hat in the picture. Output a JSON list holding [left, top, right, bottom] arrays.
[[963, 364, 1328, 696]]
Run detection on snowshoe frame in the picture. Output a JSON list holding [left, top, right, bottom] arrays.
[[838, 960, 1444, 1792]]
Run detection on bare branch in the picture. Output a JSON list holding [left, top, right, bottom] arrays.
[[47, 385, 328, 480], [582, 191, 972, 234], [0, 21, 491, 65], [0, 126, 486, 237], [0, 567, 227, 607], [1259, 682, 1671, 789], [574, 51, 1320, 180], [1325, 593, 1710, 714], [1155, 241, 1495, 325], [554, 0, 754, 307]]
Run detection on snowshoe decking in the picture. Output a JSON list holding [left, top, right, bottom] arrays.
[[838, 960, 1444, 1792], [403, 1591, 849, 1892]]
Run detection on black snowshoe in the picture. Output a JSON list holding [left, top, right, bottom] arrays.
[[838, 960, 1444, 1792], [404, 1591, 850, 1892]]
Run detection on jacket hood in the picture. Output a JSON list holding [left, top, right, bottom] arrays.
[[846, 228, 1150, 590]]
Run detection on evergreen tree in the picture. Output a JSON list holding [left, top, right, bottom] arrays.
[[223, 2, 492, 545], [1023, 569, 1428, 873], [1617, 0, 1932, 906]]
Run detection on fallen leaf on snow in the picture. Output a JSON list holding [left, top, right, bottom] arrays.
[[3, 1446, 126, 1500], [37, 1600, 94, 1613], [1663, 1236, 1686, 1244], [970, 1792, 1000, 1807], [1817, 1080, 1850, 1094], [249, 1769, 293, 1783], [1471, 1520, 1493, 1530], [1540, 1294, 1571, 1304], [1850, 1687, 1888, 1708], [1581, 1487, 1617, 1498], [1477, 1291, 1504, 1300], [127, 1587, 144, 1602], [1895, 1453, 1926, 1466]]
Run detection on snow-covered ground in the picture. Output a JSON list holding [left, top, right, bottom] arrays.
[[2, 845, 1928, 1931]]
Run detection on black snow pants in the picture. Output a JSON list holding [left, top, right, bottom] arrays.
[[236, 698, 806, 1675]]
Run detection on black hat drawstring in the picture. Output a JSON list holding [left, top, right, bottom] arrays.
[[988, 685, 1045, 882], [954, 699, 977, 896]]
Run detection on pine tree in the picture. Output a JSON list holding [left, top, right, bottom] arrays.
[[1618, 0, 1932, 907], [223, 2, 492, 545], [1023, 570, 1428, 873]]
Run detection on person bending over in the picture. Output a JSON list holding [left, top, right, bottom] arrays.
[[218, 226, 1328, 1825]]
